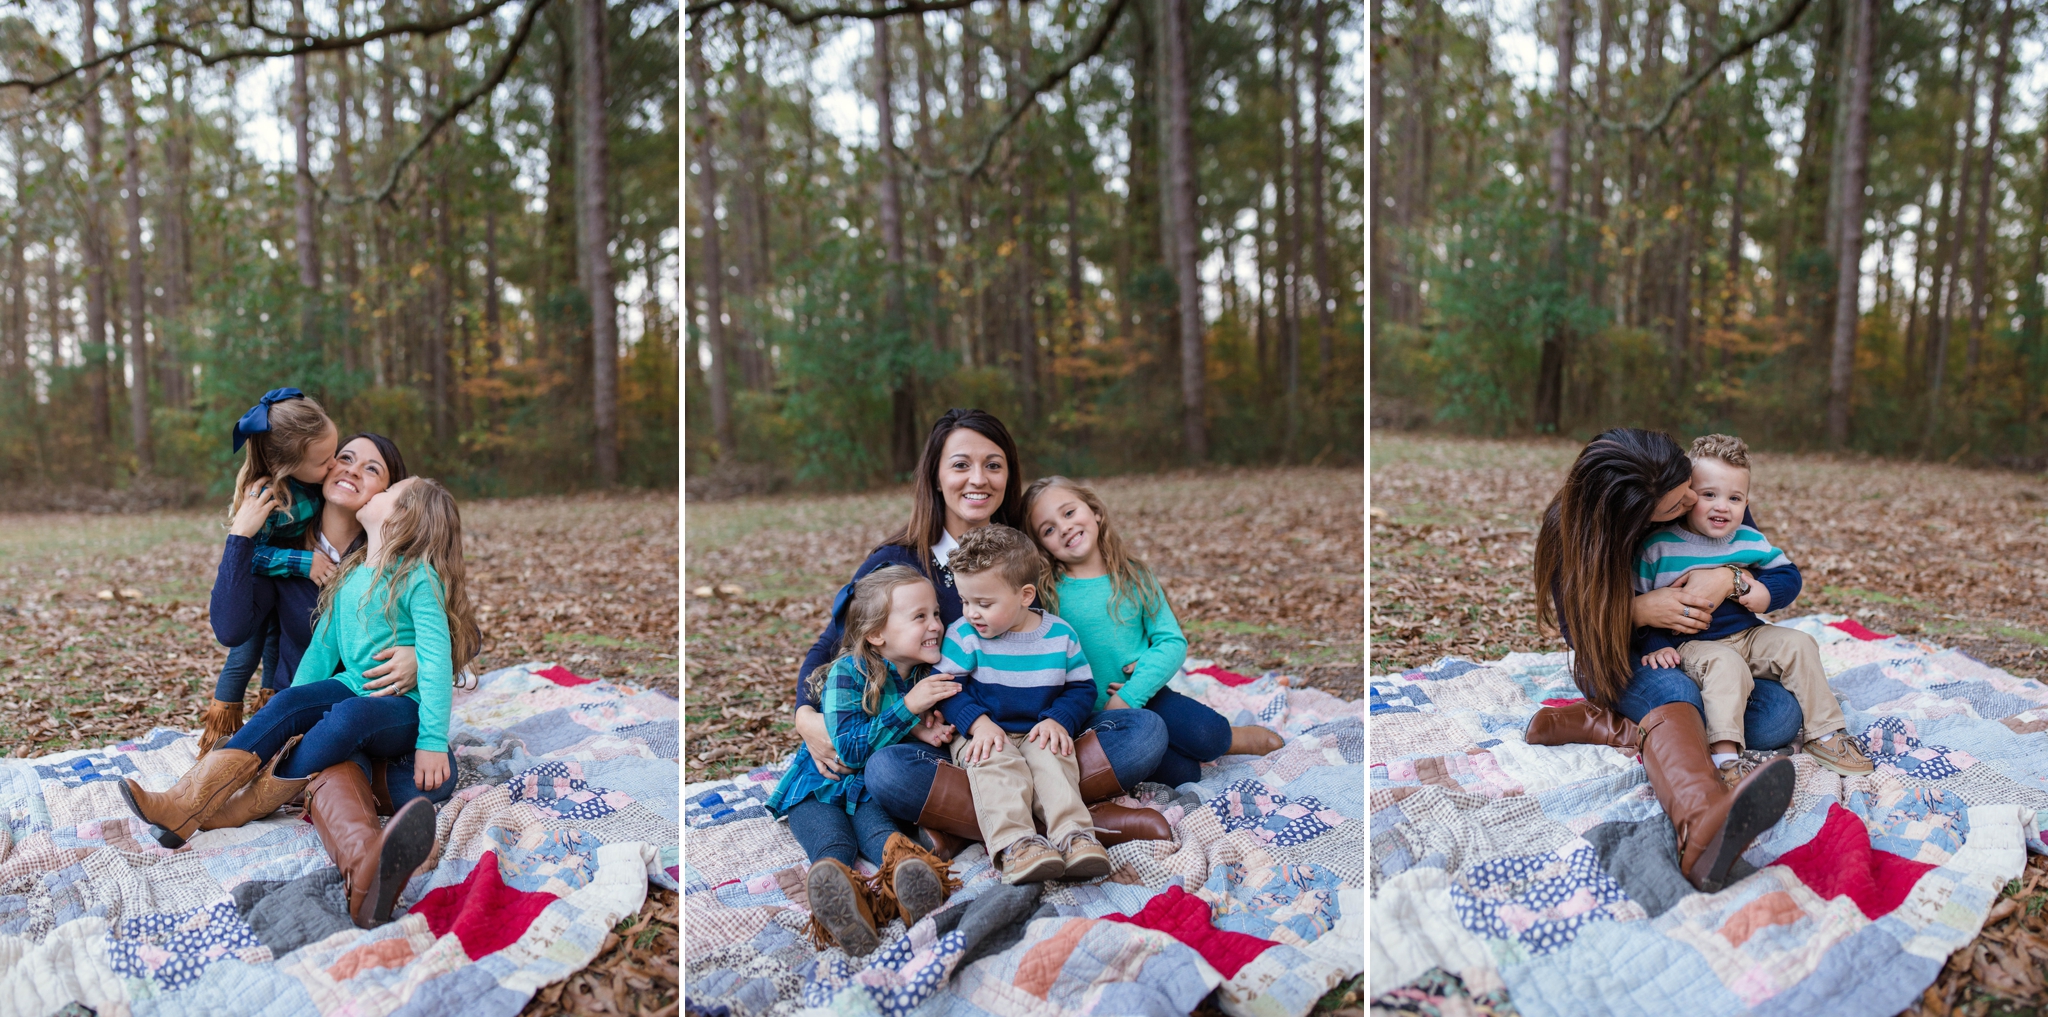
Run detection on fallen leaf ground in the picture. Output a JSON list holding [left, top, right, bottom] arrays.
[[683, 467, 1365, 784], [1370, 433, 2048, 1016], [0, 493, 679, 1016]]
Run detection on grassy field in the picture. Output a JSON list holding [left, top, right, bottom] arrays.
[[0, 494, 680, 1017], [1370, 433, 2048, 1017], [683, 467, 1365, 783]]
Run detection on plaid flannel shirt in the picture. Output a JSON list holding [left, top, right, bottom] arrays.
[[766, 656, 921, 816], [250, 478, 324, 579]]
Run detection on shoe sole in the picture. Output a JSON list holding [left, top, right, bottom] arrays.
[[359, 799, 437, 928], [806, 865, 879, 956], [1061, 848, 1112, 880], [1003, 853, 1066, 885], [118, 779, 191, 850], [893, 861, 947, 928], [1809, 756, 1875, 777], [1690, 757, 1795, 893]]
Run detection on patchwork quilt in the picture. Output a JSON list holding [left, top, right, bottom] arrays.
[[682, 665, 1366, 1017], [0, 662, 679, 1016], [1370, 616, 2046, 1017]]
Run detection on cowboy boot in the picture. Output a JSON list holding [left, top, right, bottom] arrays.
[[198, 736, 309, 831], [1075, 731, 1171, 846], [305, 762, 437, 929], [369, 758, 397, 817], [1637, 702, 1795, 893], [804, 857, 882, 956], [915, 762, 983, 861], [1525, 701, 1642, 754], [876, 832, 960, 929], [118, 748, 262, 849], [196, 700, 245, 758], [1228, 726, 1285, 755]]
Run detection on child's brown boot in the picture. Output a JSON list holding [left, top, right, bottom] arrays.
[[1059, 833, 1112, 880], [197, 699, 245, 758], [876, 833, 959, 929], [805, 858, 882, 956], [999, 835, 1065, 885]]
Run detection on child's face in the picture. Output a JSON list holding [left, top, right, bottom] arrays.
[[956, 569, 1034, 637], [1685, 458, 1750, 539], [867, 581, 944, 666], [289, 424, 340, 484], [359, 477, 417, 534], [1028, 487, 1101, 568]]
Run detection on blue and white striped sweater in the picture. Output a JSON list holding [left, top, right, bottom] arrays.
[[937, 610, 1096, 737]]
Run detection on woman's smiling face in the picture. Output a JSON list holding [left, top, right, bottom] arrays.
[[939, 429, 1007, 533], [325, 438, 394, 512]]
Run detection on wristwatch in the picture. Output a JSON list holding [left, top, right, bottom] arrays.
[[1726, 564, 1752, 602]]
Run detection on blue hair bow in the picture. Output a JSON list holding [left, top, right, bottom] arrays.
[[232, 387, 307, 452]]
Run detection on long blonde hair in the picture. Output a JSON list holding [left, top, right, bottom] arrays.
[[804, 565, 934, 716], [229, 395, 334, 519], [317, 479, 484, 672], [1021, 476, 1162, 621]]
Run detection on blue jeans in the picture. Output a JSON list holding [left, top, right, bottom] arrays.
[[1144, 688, 1233, 787], [219, 679, 455, 808], [214, 616, 283, 701], [785, 796, 904, 868], [864, 708, 1169, 826], [1613, 663, 1805, 751]]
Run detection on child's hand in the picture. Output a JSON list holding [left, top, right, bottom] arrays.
[[904, 676, 961, 713], [961, 716, 1007, 764], [309, 552, 335, 584], [912, 710, 956, 747], [1642, 648, 1683, 669], [414, 750, 450, 791], [230, 484, 278, 538], [1105, 681, 1133, 711], [1027, 718, 1074, 756]]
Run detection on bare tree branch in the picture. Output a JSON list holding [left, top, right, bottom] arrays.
[[911, 0, 1131, 180], [684, 0, 980, 26], [0, 0, 526, 93], [1572, 0, 1818, 139], [330, 0, 553, 207]]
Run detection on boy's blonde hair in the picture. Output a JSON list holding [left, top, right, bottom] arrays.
[[229, 395, 334, 519], [950, 525, 1044, 591], [1021, 476, 1163, 621], [1689, 434, 1750, 470], [804, 565, 935, 715], [318, 478, 484, 672]]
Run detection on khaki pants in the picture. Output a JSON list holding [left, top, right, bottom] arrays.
[[1678, 625, 1844, 748], [950, 731, 1091, 858]]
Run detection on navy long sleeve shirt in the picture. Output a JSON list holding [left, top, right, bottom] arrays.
[[795, 543, 961, 711], [211, 531, 366, 686]]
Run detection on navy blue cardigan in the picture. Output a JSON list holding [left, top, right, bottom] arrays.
[[211, 532, 364, 688]]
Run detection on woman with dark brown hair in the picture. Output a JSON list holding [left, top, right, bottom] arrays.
[[784, 410, 1170, 879], [1528, 428, 1800, 893]]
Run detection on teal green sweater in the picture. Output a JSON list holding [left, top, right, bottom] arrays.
[[292, 560, 455, 752], [1053, 574, 1187, 711]]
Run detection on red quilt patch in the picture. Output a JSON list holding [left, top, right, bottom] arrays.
[[1102, 885, 1278, 978], [410, 851, 559, 959], [1774, 804, 1936, 919], [535, 665, 597, 687], [1190, 665, 1257, 687], [1826, 619, 1891, 642]]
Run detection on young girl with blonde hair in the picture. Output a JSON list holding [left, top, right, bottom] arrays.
[[1023, 477, 1283, 786], [123, 477, 481, 929]]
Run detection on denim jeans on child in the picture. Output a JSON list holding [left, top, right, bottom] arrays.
[[1143, 687, 1233, 787], [213, 615, 285, 702], [1613, 662, 1805, 751], [785, 796, 906, 868], [219, 679, 454, 808]]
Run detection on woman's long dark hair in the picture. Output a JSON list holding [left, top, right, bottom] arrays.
[[1533, 428, 1693, 708], [886, 409, 1024, 579]]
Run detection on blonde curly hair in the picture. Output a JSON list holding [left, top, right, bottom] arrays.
[[1689, 433, 1750, 470]]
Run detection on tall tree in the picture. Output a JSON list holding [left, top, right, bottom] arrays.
[[575, 0, 619, 484], [81, 0, 110, 440], [292, 0, 320, 311], [688, 22, 733, 456], [117, 0, 149, 472], [1309, 0, 1334, 379], [875, 19, 916, 475], [1825, 0, 1875, 447], [1963, 0, 2013, 381], [1533, 0, 1574, 432], [1163, 0, 1206, 459]]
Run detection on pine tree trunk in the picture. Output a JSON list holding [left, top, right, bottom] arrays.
[[336, 5, 361, 376], [1826, 0, 1875, 447], [1276, 1, 1299, 433], [161, 52, 192, 408], [1922, 29, 1975, 451], [1163, 0, 1206, 460], [81, 0, 110, 440], [1534, 0, 1574, 433], [118, 0, 150, 472], [1964, 0, 2014, 381], [575, 0, 618, 484], [876, 19, 917, 474], [1309, 0, 1333, 379], [686, 23, 733, 456], [292, 0, 319, 309]]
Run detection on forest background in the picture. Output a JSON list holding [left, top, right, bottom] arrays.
[[1371, 0, 2048, 464], [0, 0, 680, 506], [685, 0, 1363, 491]]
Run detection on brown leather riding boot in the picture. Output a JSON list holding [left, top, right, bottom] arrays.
[[369, 759, 397, 817], [196, 700, 245, 758], [198, 736, 309, 831], [119, 748, 262, 849], [1637, 702, 1795, 893], [1525, 701, 1642, 754], [305, 763, 438, 929], [915, 761, 983, 860], [876, 832, 960, 929], [1076, 731, 1171, 846]]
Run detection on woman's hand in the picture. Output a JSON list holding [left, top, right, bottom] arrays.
[[795, 706, 850, 777], [1026, 718, 1074, 757], [1105, 682, 1133, 711], [309, 552, 335, 584], [960, 715, 1008, 765], [904, 676, 961, 713], [363, 646, 419, 695], [230, 484, 278, 538], [1632, 574, 1729, 634], [414, 750, 450, 791]]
